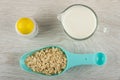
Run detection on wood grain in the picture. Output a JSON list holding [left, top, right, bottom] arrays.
[[0, 0, 120, 80]]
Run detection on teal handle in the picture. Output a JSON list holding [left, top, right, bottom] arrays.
[[66, 52, 107, 68]]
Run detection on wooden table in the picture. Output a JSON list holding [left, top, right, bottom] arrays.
[[0, 0, 120, 80]]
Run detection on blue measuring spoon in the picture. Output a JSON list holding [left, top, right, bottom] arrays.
[[20, 46, 107, 76]]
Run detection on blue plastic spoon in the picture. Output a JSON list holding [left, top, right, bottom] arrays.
[[20, 46, 107, 76]]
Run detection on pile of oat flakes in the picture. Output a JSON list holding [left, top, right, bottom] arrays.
[[25, 47, 67, 75]]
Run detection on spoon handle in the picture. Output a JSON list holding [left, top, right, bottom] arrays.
[[67, 52, 107, 68]]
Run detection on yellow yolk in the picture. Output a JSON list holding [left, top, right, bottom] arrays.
[[16, 17, 34, 34]]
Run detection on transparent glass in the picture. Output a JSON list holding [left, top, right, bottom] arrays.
[[57, 4, 98, 40]]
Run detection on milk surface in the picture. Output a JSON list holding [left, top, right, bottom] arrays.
[[61, 5, 97, 39]]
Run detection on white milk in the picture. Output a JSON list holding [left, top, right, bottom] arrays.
[[59, 5, 97, 39]]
